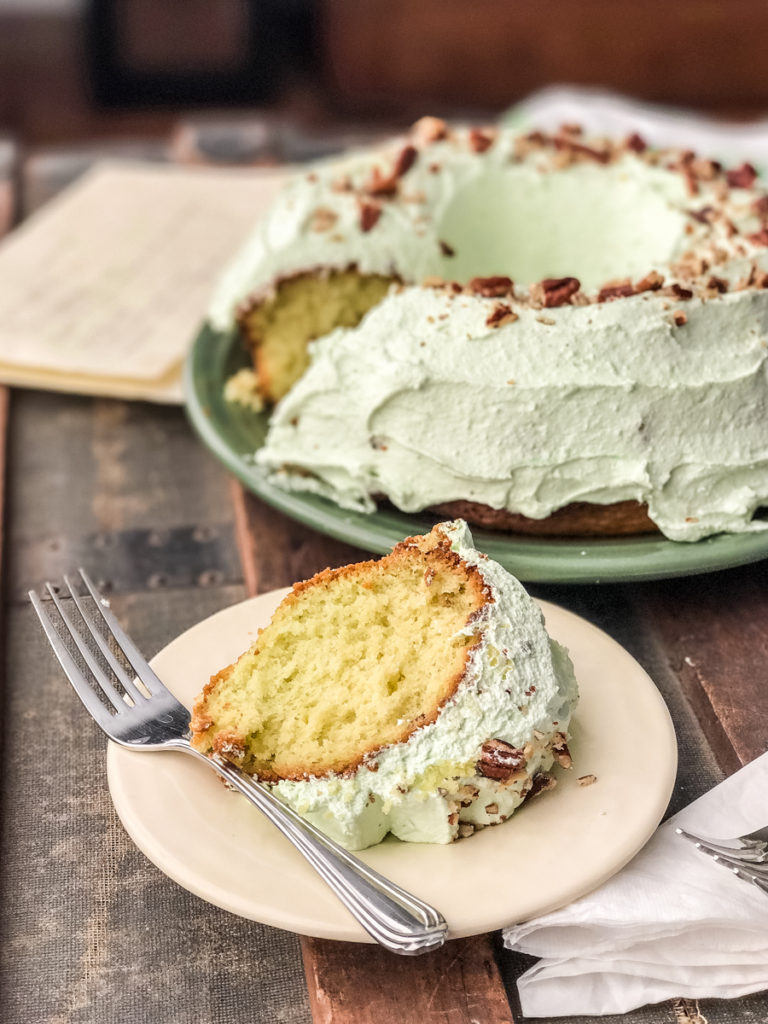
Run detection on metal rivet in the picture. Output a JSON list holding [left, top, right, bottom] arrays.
[[193, 526, 217, 542]]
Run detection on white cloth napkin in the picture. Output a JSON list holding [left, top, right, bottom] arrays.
[[509, 85, 768, 170], [503, 750, 768, 1017]]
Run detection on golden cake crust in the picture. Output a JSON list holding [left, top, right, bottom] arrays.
[[189, 525, 492, 781]]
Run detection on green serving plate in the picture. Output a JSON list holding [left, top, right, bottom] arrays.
[[184, 324, 768, 583]]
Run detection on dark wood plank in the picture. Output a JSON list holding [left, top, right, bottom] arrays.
[[0, 386, 8, 598], [303, 935, 514, 1024], [635, 566, 768, 771], [1, 390, 314, 1024], [230, 485, 518, 1024]]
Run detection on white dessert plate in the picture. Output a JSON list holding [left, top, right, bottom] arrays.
[[107, 589, 678, 941]]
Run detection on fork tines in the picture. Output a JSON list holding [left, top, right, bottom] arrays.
[[677, 825, 768, 898], [29, 569, 157, 727]]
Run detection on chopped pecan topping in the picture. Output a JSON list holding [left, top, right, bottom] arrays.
[[669, 283, 693, 300], [411, 115, 448, 144], [448, 811, 459, 826], [528, 771, 557, 797], [625, 132, 647, 153], [358, 199, 382, 232], [598, 278, 635, 302], [458, 823, 475, 838], [748, 228, 768, 247], [688, 206, 714, 224], [484, 803, 499, 815], [707, 275, 728, 293], [683, 168, 699, 197], [457, 783, 479, 807], [747, 265, 768, 288], [753, 195, 768, 217], [469, 275, 514, 297], [539, 276, 581, 307], [486, 302, 518, 328], [476, 738, 527, 781], [691, 158, 721, 181], [726, 162, 758, 189], [439, 239, 456, 257], [551, 732, 572, 769], [577, 774, 597, 787], [364, 165, 398, 197], [553, 135, 610, 163], [468, 127, 496, 153], [635, 270, 665, 292], [393, 143, 418, 178], [308, 207, 338, 232], [671, 310, 688, 326]]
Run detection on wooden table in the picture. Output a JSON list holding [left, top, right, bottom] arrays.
[[1, 130, 767, 1024]]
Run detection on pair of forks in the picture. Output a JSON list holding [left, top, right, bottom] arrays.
[[677, 825, 768, 896], [30, 570, 448, 956]]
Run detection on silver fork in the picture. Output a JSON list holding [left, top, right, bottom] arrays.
[[30, 569, 448, 955], [676, 825, 768, 897]]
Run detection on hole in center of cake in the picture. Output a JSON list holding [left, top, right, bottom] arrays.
[[436, 166, 689, 291]]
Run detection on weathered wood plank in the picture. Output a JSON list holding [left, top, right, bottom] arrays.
[[1, 386, 314, 1024], [231, 485, 518, 1024], [634, 565, 768, 770], [0, 385, 8, 595], [303, 935, 514, 1024]]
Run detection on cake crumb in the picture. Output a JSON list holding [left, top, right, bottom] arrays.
[[223, 369, 264, 411], [577, 774, 597, 786]]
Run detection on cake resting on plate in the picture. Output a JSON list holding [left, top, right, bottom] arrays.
[[190, 520, 578, 850], [208, 120, 768, 542]]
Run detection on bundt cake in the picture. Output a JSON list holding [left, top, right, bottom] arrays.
[[190, 520, 579, 850], [208, 121, 768, 541]]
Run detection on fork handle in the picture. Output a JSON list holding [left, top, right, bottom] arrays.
[[177, 743, 448, 954]]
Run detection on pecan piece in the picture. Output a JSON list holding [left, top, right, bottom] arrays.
[[553, 136, 610, 163], [364, 165, 398, 197], [468, 275, 514, 297], [439, 239, 456, 257], [577, 774, 597, 787], [598, 278, 635, 302], [486, 302, 518, 328], [476, 738, 527, 781], [707, 275, 728, 293], [551, 732, 572, 769], [528, 771, 557, 797], [669, 283, 693, 300], [748, 228, 768, 247], [753, 195, 768, 217], [393, 143, 418, 178], [411, 115, 448, 144], [308, 207, 338, 232], [671, 310, 688, 326], [726, 162, 758, 189], [539, 276, 581, 307], [625, 132, 647, 153], [635, 270, 664, 292], [358, 199, 382, 232], [468, 127, 496, 153]]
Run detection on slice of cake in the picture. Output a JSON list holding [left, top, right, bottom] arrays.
[[190, 520, 578, 849]]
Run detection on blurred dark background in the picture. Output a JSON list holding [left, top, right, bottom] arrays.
[[1, 0, 767, 147]]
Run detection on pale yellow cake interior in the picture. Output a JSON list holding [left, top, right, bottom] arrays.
[[191, 538, 486, 780], [241, 270, 393, 401]]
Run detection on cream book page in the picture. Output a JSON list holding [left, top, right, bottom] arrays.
[[0, 161, 289, 402]]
